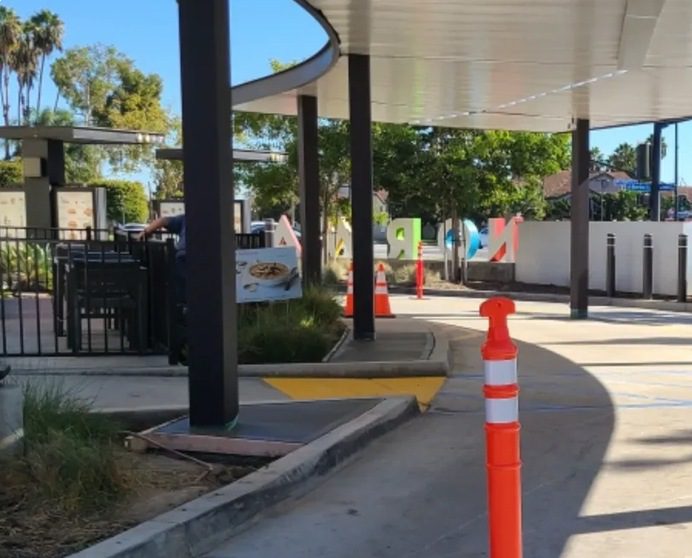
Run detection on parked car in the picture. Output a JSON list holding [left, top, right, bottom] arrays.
[[118, 223, 147, 233]]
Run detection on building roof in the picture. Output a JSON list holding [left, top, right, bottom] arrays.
[[0, 126, 165, 145], [543, 170, 633, 199], [233, 0, 692, 133]]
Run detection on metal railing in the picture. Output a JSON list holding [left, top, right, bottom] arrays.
[[0, 226, 173, 356], [0, 226, 265, 357]]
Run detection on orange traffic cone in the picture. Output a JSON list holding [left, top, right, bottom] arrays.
[[343, 262, 354, 317], [374, 263, 395, 318]]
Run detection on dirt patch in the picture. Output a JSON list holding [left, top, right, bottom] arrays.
[[0, 449, 268, 558]]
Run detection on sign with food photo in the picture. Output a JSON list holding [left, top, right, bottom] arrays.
[[236, 247, 302, 303]]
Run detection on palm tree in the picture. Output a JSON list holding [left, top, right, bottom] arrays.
[[0, 7, 21, 157], [12, 21, 39, 124], [30, 10, 63, 119]]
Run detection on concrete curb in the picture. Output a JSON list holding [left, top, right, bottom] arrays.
[[385, 285, 692, 313], [68, 396, 419, 558], [11, 359, 450, 379]]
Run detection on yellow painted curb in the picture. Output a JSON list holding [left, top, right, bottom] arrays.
[[264, 377, 446, 411]]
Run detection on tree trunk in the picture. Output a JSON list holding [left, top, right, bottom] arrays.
[[53, 89, 60, 112], [0, 68, 7, 160], [451, 208, 461, 283], [35, 55, 45, 119]]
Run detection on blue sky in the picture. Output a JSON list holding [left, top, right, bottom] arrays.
[[8, 0, 690, 184]]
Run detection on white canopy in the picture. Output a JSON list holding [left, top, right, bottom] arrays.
[[233, 0, 692, 132]]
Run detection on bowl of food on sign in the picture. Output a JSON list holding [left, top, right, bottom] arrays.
[[246, 261, 291, 287]]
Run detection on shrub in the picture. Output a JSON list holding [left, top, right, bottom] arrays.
[[0, 242, 53, 291], [0, 159, 22, 187], [90, 179, 148, 224], [3, 383, 128, 512], [237, 286, 344, 364]]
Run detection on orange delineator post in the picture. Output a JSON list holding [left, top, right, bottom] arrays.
[[343, 262, 354, 317], [479, 296, 522, 558], [416, 241, 424, 300], [374, 263, 395, 318]]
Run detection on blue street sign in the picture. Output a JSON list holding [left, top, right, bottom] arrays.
[[613, 179, 675, 192]]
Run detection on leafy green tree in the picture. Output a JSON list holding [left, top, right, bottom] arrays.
[[51, 45, 170, 173], [153, 117, 184, 199], [0, 159, 22, 186], [607, 143, 636, 175], [90, 178, 148, 223], [51, 45, 121, 125]]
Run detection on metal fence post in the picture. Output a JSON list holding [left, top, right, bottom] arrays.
[[643, 234, 653, 300], [606, 233, 616, 298], [263, 218, 275, 248], [678, 234, 688, 303]]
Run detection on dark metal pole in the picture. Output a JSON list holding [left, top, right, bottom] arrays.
[[642, 234, 653, 300], [606, 233, 616, 298], [178, 0, 238, 427], [678, 234, 688, 303], [650, 122, 662, 221], [570, 119, 590, 319], [348, 54, 375, 340], [297, 95, 322, 287], [263, 218, 275, 248], [675, 122, 679, 221]]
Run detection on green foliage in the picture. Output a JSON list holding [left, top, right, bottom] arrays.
[[378, 127, 566, 223], [0, 159, 22, 186], [237, 287, 344, 364], [51, 45, 170, 172], [90, 179, 148, 223], [10, 383, 127, 512], [0, 242, 52, 291], [547, 191, 648, 222], [153, 117, 184, 200], [607, 143, 637, 175]]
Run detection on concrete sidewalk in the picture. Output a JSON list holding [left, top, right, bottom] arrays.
[[10, 313, 448, 410], [205, 295, 692, 558]]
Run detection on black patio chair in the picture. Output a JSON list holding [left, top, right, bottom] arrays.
[[67, 260, 148, 352]]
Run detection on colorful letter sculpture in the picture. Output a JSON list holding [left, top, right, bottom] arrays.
[[488, 216, 522, 263], [437, 218, 480, 259], [386, 218, 422, 259]]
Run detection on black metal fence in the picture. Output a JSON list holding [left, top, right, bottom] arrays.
[[0, 226, 265, 357]]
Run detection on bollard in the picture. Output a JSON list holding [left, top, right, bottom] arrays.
[[606, 233, 616, 298], [416, 241, 424, 299], [480, 297, 522, 558], [643, 234, 653, 300], [678, 234, 688, 303]]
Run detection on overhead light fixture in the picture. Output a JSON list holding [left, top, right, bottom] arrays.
[[617, 0, 666, 70]]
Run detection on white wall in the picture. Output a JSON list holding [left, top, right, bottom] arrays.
[[516, 221, 692, 296]]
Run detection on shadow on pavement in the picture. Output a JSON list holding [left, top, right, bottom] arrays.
[[432, 323, 616, 557]]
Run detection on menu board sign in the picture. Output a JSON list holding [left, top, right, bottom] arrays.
[[159, 201, 185, 219], [0, 191, 26, 231], [56, 190, 94, 240]]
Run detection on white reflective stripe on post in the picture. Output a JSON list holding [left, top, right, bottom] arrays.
[[485, 397, 519, 424], [484, 359, 517, 386], [375, 285, 388, 294]]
